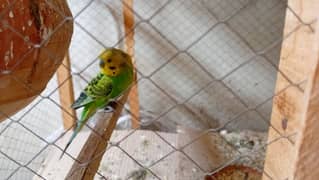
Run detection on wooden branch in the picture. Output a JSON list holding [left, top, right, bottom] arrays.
[[66, 92, 130, 180], [56, 52, 76, 129], [263, 0, 319, 179], [123, 0, 141, 129]]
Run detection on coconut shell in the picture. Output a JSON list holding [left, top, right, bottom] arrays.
[[0, 0, 73, 122]]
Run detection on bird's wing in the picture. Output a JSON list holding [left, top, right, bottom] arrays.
[[71, 73, 113, 109], [71, 92, 93, 110]]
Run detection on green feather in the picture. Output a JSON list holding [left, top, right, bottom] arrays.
[[60, 48, 134, 159], [60, 104, 97, 159]]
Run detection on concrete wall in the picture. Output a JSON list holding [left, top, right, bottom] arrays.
[[68, 0, 287, 132]]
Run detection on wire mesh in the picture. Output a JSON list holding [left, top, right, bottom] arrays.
[[0, 0, 314, 179]]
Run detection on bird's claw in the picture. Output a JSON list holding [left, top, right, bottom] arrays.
[[103, 106, 114, 113], [103, 101, 118, 113]]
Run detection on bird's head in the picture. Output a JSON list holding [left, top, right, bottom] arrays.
[[98, 48, 133, 76]]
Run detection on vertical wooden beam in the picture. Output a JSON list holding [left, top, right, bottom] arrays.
[[57, 52, 76, 129], [123, 0, 140, 128], [291, 20, 319, 180], [263, 0, 319, 179]]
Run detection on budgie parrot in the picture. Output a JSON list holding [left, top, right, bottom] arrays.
[[60, 48, 134, 158]]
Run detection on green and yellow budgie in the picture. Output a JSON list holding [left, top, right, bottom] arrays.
[[60, 48, 134, 158]]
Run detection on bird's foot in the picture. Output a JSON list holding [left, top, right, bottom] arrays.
[[103, 101, 118, 113], [103, 106, 114, 113]]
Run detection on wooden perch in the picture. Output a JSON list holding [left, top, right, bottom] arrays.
[[57, 52, 76, 130], [66, 93, 130, 179], [263, 0, 319, 179]]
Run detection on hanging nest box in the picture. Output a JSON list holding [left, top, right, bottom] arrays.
[[0, 0, 73, 122]]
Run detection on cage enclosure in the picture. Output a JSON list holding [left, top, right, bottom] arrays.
[[0, 0, 319, 180]]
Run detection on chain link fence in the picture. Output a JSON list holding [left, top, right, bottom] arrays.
[[0, 0, 312, 179]]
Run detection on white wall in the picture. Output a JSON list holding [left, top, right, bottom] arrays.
[[67, 0, 288, 132]]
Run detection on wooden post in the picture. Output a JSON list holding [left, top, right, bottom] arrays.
[[292, 30, 319, 179], [123, 0, 141, 129], [263, 0, 319, 179], [56, 52, 76, 129]]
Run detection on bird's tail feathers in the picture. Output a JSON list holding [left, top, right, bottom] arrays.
[[59, 105, 97, 159]]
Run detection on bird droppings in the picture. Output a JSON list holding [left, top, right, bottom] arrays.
[[9, 11, 14, 18], [24, 36, 30, 42], [176, 129, 183, 133], [192, 168, 198, 173], [28, 20, 33, 26], [140, 135, 146, 140], [1, 70, 11, 75], [33, 44, 41, 48], [10, 41, 14, 60], [4, 51, 10, 66], [112, 175, 120, 180], [96, 130, 174, 179], [219, 129, 228, 135], [42, 27, 53, 41], [220, 130, 267, 168]]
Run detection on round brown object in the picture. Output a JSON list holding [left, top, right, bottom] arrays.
[[205, 165, 262, 180], [0, 0, 73, 122]]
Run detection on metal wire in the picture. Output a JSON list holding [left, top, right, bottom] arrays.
[[0, 0, 315, 179]]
